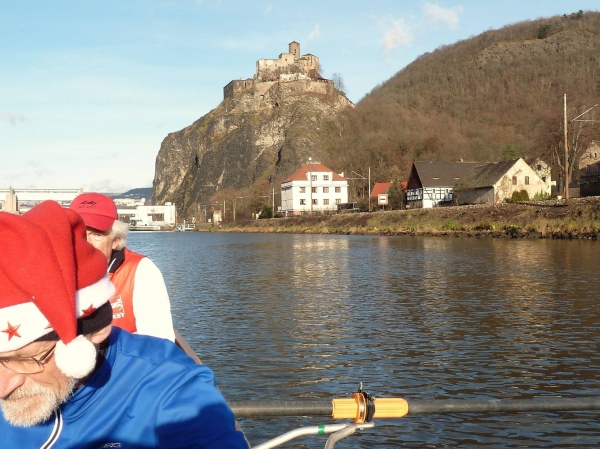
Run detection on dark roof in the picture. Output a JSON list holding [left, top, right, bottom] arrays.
[[413, 162, 482, 188], [453, 160, 519, 190]]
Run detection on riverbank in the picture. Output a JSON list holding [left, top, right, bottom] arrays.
[[218, 197, 600, 239]]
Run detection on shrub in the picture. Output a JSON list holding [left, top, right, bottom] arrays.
[[537, 24, 551, 39], [510, 190, 530, 202]]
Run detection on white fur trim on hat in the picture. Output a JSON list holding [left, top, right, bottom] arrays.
[[75, 274, 116, 318], [54, 335, 97, 378]]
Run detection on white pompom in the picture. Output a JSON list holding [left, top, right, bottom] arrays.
[[54, 335, 97, 378]]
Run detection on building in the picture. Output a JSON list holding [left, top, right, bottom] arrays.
[[223, 41, 328, 100], [280, 161, 348, 215], [579, 141, 600, 197], [524, 157, 556, 195], [116, 204, 176, 228], [370, 181, 408, 209], [0, 188, 83, 212], [406, 162, 481, 208], [452, 158, 549, 204]]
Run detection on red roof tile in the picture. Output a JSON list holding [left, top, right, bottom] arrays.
[[282, 163, 346, 183], [370, 181, 407, 197]]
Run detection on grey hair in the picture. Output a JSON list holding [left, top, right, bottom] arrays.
[[110, 220, 129, 250]]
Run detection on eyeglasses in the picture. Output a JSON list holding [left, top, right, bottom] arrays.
[[86, 230, 109, 242], [0, 343, 57, 374]]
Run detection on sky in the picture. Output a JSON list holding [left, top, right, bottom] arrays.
[[2, 1, 598, 193]]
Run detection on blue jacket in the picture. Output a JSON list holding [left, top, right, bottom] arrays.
[[0, 328, 248, 448]]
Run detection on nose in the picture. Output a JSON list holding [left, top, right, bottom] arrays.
[[0, 366, 26, 399]]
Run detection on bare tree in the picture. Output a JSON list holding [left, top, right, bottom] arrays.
[[332, 73, 346, 94]]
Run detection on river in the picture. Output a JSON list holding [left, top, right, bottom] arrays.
[[127, 232, 600, 448]]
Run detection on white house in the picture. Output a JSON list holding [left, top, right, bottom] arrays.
[[116, 203, 176, 227], [406, 162, 482, 208], [280, 161, 348, 215], [453, 158, 549, 204]]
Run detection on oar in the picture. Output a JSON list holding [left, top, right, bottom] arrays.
[[230, 396, 600, 421]]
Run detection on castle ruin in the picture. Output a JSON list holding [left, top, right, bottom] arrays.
[[223, 41, 329, 100]]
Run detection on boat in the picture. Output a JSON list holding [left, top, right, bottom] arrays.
[[174, 332, 600, 448], [174, 331, 250, 445]]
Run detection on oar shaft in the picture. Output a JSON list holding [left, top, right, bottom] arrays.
[[230, 397, 600, 419], [407, 397, 600, 414], [230, 401, 332, 418]]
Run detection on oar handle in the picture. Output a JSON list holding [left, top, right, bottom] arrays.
[[230, 396, 600, 420]]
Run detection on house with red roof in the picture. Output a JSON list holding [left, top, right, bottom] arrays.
[[280, 160, 348, 215]]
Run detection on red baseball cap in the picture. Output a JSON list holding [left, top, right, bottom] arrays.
[[69, 193, 118, 231]]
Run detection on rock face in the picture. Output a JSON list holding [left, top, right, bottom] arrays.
[[152, 78, 352, 215]]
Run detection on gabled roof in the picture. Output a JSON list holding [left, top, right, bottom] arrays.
[[453, 159, 520, 190], [413, 162, 482, 188], [370, 182, 393, 198], [282, 163, 346, 183], [370, 181, 407, 198]]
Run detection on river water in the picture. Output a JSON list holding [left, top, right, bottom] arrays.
[[127, 232, 600, 448]]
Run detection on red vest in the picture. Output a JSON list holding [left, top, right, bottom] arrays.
[[108, 248, 145, 333]]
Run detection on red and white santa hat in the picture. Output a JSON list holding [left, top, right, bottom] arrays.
[[0, 201, 115, 378]]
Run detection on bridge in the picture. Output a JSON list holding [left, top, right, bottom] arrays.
[[1, 188, 83, 212]]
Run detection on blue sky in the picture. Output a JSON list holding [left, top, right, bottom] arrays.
[[1, 1, 597, 192]]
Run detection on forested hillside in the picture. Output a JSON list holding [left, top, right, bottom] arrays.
[[322, 11, 600, 196]]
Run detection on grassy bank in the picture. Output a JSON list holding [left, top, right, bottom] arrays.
[[214, 197, 600, 240]]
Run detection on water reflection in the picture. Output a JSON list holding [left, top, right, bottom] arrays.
[[127, 232, 600, 448]]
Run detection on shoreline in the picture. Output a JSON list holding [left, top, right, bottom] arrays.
[[212, 197, 600, 240]]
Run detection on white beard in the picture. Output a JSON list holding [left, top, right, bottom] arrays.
[[0, 376, 76, 427]]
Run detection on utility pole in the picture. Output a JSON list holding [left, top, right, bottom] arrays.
[[272, 188, 275, 217], [368, 167, 371, 212], [564, 94, 569, 200]]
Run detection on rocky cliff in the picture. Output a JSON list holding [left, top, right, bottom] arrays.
[[153, 78, 352, 216]]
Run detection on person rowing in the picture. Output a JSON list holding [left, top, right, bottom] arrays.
[[0, 201, 248, 448]]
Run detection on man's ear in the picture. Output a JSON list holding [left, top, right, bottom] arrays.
[[111, 237, 121, 251], [88, 325, 112, 344]]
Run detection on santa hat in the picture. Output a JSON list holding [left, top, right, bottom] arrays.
[[0, 201, 115, 378]]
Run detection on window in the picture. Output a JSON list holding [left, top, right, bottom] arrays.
[[525, 176, 529, 185], [323, 175, 329, 181], [311, 187, 317, 193], [311, 175, 317, 181], [335, 199, 341, 205], [335, 187, 341, 193], [542, 176, 546, 182], [586, 166, 590, 173], [300, 199, 306, 205], [512, 176, 517, 185], [323, 199, 329, 205], [323, 187, 329, 193], [537, 164, 542, 170], [312, 199, 318, 205], [300, 187, 305, 193]]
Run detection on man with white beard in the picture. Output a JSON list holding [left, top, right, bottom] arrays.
[[0, 201, 248, 448]]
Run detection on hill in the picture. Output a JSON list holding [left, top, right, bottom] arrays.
[[321, 10, 600, 198], [111, 188, 153, 200]]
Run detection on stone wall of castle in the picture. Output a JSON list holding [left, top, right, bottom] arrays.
[[224, 41, 322, 100]]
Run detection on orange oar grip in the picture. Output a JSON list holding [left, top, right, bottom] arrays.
[[332, 397, 408, 422]]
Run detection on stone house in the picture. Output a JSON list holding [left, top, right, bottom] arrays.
[[579, 141, 600, 197], [406, 162, 481, 208], [452, 158, 548, 204], [280, 161, 348, 215]]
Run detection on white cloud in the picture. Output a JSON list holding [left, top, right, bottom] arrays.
[[422, 2, 463, 29], [381, 19, 413, 51], [306, 25, 320, 43], [264, 3, 272, 14], [2, 112, 26, 125], [379, 2, 464, 52]]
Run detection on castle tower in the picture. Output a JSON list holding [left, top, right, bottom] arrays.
[[289, 41, 300, 61]]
